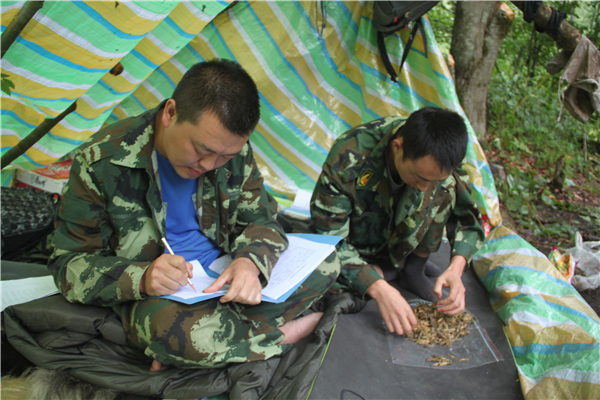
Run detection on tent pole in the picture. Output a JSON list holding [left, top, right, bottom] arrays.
[[1, 102, 77, 170], [1, 1, 45, 58]]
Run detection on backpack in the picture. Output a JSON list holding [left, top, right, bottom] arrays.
[[1, 187, 60, 261], [373, 1, 439, 83]]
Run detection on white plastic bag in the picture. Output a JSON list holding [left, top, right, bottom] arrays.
[[565, 232, 600, 291]]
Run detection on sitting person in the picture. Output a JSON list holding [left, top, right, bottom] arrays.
[[310, 107, 485, 336], [48, 59, 340, 370]]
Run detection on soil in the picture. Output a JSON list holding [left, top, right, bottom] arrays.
[[485, 149, 600, 317]]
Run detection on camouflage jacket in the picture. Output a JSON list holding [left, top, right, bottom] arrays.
[[49, 104, 288, 307], [310, 116, 484, 297]]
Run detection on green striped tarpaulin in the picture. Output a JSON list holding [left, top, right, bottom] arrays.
[[1, 0, 500, 226], [2, 1, 598, 398]]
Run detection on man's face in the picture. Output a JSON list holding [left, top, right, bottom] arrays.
[[157, 103, 249, 179], [391, 138, 449, 192]]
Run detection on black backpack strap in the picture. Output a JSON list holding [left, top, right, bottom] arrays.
[[380, 18, 426, 83], [377, 30, 398, 83]]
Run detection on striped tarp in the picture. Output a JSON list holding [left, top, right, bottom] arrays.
[[1, 0, 500, 226], [473, 225, 600, 399], [2, 1, 597, 398]]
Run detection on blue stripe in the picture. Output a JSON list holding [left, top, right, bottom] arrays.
[[0, 149, 46, 168], [43, 132, 84, 146], [11, 92, 78, 104], [512, 342, 600, 357], [1, 110, 37, 130], [482, 265, 574, 290], [129, 93, 148, 111], [154, 68, 177, 90], [247, 4, 352, 133], [483, 234, 526, 246], [73, 2, 145, 41], [130, 49, 159, 70], [164, 16, 196, 39], [97, 80, 132, 96], [360, 61, 438, 108], [497, 290, 600, 328], [15, 36, 107, 74], [261, 95, 327, 156], [252, 128, 315, 186], [293, 2, 373, 120], [200, 23, 237, 61]]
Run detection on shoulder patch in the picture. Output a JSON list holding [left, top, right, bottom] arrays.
[[358, 171, 374, 187]]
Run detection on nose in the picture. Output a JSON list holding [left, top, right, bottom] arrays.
[[416, 181, 430, 192], [197, 153, 218, 172]]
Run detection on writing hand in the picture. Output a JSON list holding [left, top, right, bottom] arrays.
[[367, 279, 417, 335], [204, 257, 262, 305], [140, 254, 193, 296]]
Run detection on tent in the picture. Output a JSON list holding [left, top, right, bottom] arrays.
[[1, 1, 598, 399]]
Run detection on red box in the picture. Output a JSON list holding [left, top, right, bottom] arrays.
[[15, 159, 72, 194]]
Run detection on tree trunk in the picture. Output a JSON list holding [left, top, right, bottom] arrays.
[[450, 2, 514, 143]]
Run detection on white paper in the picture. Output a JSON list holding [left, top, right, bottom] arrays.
[[291, 189, 312, 211], [261, 236, 333, 300], [1, 275, 59, 311], [167, 260, 227, 301], [164, 234, 338, 304]]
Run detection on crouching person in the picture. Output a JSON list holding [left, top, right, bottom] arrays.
[[310, 108, 485, 336], [48, 59, 340, 369]]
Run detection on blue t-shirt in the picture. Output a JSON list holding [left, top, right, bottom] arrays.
[[156, 151, 220, 266]]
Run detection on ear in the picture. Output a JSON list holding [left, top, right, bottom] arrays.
[[391, 137, 403, 153], [161, 99, 177, 127]]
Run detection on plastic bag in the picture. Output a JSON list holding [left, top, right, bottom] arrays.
[[386, 300, 503, 370], [548, 246, 577, 282], [565, 232, 600, 291]]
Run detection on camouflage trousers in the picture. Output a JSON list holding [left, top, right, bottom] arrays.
[[117, 252, 340, 368]]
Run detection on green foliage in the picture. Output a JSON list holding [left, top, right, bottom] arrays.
[[429, 1, 600, 246], [1, 73, 15, 96]]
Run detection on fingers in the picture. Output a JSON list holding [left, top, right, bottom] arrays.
[[203, 273, 227, 293], [369, 281, 417, 335], [435, 278, 466, 315], [383, 308, 417, 335], [142, 254, 191, 296], [207, 258, 262, 305], [220, 278, 262, 304]]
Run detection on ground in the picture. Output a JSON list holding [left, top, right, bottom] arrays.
[[485, 148, 600, 317]]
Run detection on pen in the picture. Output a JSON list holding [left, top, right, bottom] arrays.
[[161, 237, 196, 292]]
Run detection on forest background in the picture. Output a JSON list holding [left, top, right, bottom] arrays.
[[428, 1, 599, 313]]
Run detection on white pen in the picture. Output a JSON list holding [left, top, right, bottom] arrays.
[[161, 237, 196, 292]]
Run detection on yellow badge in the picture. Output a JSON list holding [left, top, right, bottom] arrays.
[[358, 171, 373, 187]]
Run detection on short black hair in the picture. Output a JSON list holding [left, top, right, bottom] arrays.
[[395, 107, 468, 172], [171, 59, 260, 137]]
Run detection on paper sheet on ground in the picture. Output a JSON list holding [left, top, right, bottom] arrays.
[[162, 234, 340, 304]]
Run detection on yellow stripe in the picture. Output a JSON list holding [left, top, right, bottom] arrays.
[[254, 3, 361, 123], [86, 1, 166, 36], [21, 23, 119, 69], [1, 72, 84, 103], [505, 319, 598, 347], [169, 3, 213, 35], [253, 152, 294, 198], [525, 377, 600, 399]]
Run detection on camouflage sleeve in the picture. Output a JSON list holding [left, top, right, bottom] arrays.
[[311, 162, 381, 298], [448, 169, 486, 261], [48, 154, 149, 307], [415, 168, 485, 262], [227, 147, 288, 282]]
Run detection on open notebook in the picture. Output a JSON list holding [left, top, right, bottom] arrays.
[[161, 233, 341, 304]]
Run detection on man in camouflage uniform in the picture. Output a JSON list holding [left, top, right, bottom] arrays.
[[310, 107, 485, 336], [49, 59, 339, 369]]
